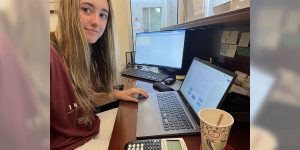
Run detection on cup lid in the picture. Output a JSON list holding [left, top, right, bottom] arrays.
[[198, 108, 234, 127]]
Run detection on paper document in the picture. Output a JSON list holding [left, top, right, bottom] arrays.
[[221, 31, 239, 44], [227, 44, 237, 57], [220, 43, 229, 56], [228, 31, 239, 44], [221, 31, 230, 43], [238, 32, 250, 47], [76, 108, 119, 150], [220, 44, 237, 58]]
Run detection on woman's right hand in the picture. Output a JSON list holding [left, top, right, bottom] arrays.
[[113, 88, 148, 102]]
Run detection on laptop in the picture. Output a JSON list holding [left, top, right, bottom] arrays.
[[136, 57, 236, 138]]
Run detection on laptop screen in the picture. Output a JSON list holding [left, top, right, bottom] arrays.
[[135, 30, 185, 69], [180, 58, 234, 114]]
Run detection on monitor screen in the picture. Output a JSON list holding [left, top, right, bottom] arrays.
[[134, 30, 185, 69], [180, 58, 235, 114]]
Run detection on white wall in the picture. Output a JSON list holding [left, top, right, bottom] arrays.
[[111, 0, 133, 72], [50, 1, 58, 32], [50, 13, 58, 32]]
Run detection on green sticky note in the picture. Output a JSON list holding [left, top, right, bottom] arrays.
[[237, 47, 250, 56]]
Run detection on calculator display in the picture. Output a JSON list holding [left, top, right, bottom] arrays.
[[166, 140, 182, 150]]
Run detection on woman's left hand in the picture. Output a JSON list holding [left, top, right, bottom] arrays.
[[113, 88, 149, 102]]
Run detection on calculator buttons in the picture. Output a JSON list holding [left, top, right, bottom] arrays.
[[126, 139, 161, 150]]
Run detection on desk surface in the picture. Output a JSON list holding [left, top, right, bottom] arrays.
[[108, 77, 249, 150]]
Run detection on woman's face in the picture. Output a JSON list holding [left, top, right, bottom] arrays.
[[79, 0, 109, 43]]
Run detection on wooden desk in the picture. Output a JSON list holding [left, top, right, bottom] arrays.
[[108, 78, 249, 150]]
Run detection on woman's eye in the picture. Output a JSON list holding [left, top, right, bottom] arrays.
[[100, 13, 108, 19], [81, 7, 92, 14]]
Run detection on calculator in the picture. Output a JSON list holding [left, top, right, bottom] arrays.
[[124, 138, 188, 150]]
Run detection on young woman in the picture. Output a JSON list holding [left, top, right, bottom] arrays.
[[50, 0, 148, 149]]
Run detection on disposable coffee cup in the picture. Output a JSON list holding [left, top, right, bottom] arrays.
[[199, 108, 234, 150]]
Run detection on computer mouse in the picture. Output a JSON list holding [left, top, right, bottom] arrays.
[[133, 94, 147, 100], [137, 94, 147, 100], [164, 78, 176, 85]]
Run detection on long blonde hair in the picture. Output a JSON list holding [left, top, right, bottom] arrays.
[[55, 0, 117, 124]]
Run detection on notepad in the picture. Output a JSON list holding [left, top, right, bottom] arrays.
[[76, 108, 118, 150], [238, 32, 250, 47]]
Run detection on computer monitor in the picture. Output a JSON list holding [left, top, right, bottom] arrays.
[[134, 30, 186, 69]]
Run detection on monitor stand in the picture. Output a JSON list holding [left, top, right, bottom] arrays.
[[158, 67, 177, 75], [126, 63, 143, 69], [158, 67, 177, 84]]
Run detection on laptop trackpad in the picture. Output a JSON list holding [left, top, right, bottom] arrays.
[[137, 93, 163, 138]]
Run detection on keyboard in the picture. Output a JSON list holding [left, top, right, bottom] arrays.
[[122, 68, 169, 82], [157, 92, 193, 131]]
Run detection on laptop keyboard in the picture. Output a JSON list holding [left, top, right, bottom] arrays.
[[157, 92, 194, 131], [122, 68, 169, 82]]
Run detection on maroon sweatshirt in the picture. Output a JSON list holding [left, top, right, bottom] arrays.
[[50, 44, 100, 150]]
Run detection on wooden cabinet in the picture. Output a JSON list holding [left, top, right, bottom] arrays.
[[162, 7, 250, 75], [162, 7, 249, 30]]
